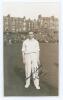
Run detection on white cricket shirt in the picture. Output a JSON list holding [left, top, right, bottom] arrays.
[[22, 38, 40, 54]]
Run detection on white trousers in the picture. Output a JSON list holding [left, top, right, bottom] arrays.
[[24, 53, 39, 86]]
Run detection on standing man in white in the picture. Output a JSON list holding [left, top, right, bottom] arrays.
[[22, 32, 40, 89]]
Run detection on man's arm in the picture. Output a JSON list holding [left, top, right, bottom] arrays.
[[22, 41, 25, 64], [37, 50, 40, 65], [36, 41, 40, 65], [22, 52, 25, 64]]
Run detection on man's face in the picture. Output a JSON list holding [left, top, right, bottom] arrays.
[[28, 32, 34, 39]]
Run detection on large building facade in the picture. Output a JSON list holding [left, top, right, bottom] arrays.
[[3, 14, 58, 33], [3, 14, 59, 42]]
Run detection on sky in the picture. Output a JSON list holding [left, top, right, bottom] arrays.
[[3, 1, 59, 19]]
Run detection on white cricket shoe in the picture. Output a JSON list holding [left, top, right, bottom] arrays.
[[25, 84, 30, 88], [35, 85, 40, 90]]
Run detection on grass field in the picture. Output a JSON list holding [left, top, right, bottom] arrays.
[[4, 42, 58, 96]]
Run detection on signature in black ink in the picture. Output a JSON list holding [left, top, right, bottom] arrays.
[[25, 64, 44, 80]]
